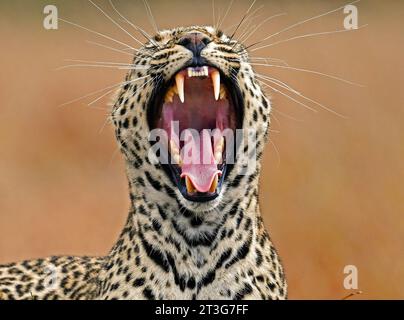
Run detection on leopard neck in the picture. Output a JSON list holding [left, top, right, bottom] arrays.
[[107, 161, 265, 270]]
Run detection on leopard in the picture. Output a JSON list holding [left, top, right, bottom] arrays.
[[0, 25, 287, 300]]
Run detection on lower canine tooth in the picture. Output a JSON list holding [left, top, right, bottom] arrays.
[[165, 91, 174, 103], [214, 151, 222, 164], [215, 137, 225, 151], [173, 154, 181, 166], [185, 177, 196, 193], [209, 175, 219, 193], [170, 140, 179, 154]]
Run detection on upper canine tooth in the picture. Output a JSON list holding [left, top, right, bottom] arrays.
[[211, 70, 220, 101], [175, 73, 185, 103]]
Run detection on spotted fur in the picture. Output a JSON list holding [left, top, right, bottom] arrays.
[[0, 26, 287, 300]]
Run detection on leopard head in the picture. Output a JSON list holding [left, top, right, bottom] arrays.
[[112, 26, 271, 213]]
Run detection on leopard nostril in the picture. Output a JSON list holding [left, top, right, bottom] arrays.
[[178, 32, 211, 56]]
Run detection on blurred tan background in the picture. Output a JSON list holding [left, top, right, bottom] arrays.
[[0, 0, 403, 299]]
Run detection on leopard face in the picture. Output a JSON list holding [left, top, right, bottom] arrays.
[[112, 26, 271, 214]]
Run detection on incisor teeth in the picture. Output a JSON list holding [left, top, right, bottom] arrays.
[[185, 177, 196, 194], [175, 73, 185, 103], [209, 175, 219, 193], [203, 66, 209, 77], [211, 70, 220, 101]]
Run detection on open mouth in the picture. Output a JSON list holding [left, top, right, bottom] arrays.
[[148, 65, 243, 203]]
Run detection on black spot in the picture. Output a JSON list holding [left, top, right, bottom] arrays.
[[137, 205, 148, 216], [137, 177, 146, 187], [253, 110, 258, 122], [256, 249, 263, 267], [236, 211, 244, 229], [244, 217, 252, 231], [187, 277, 196, 290], [262, 96, 269, 108], [122, 118, 129, 129], [157, 205, 167, 220], [133, 116, 138, 127], [145, 172, 162, 191], [143, 287, 155, 300], [201, 270, 216, 288], [152, 220, 162, 232], [125, 273, 132, 283], [139, 230, 169, 272], [190, 216, 203, 227], [234, 283, 253, 300], [229, 200, 240, 216], [166, 253, 186, 292], [216, 249, 232, 269], [133, 278, 146, 287], [225, 234, 252, 269]]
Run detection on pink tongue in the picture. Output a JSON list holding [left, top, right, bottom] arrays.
[[180, 130, 222, 193]]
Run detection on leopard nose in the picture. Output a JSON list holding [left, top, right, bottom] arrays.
[[178, 32, 211, 56]]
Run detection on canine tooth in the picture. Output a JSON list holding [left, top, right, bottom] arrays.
[[172, 84, 178, 94], [211, 70, 220, 101], [220, 85, 227, 100], [214, 151, 223, 164], [173, 154, 182, 166], [165, 90, 174, 103], [209, 175, 219, 193], [175, 73, 185, 103], [170, 140, 179, 155], [215, 137, 225, 152], [185, 177, 196, 194]]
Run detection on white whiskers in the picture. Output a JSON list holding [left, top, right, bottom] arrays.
[[247, 0, 362, 49], [250, 25, 368, 52], [143, 0, 159, 33], [251, 62, 364, 87], [86, 40, 133, 56]]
